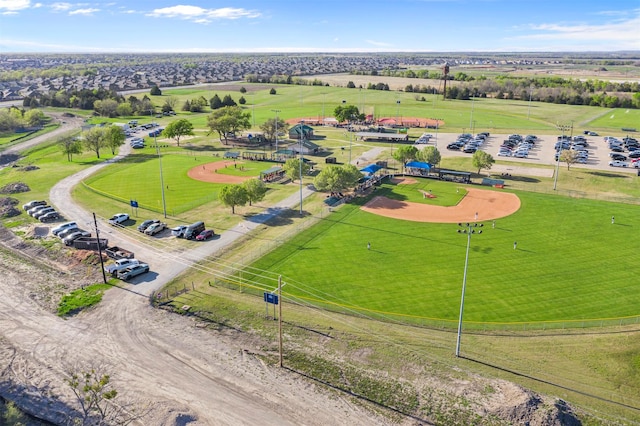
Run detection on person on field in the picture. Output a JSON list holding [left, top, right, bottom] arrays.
[[367, 242, 371, 250]]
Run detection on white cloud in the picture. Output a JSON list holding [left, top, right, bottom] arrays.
[[365, 39, 393, 48], [147, 5, 261, 23], [50, 2, 72, 11], [68, 7, 98, 15], [0, 0, 31, 11], [518, 10, 640, 50]]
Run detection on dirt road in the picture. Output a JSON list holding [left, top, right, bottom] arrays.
[[1, 129, 388, 423]]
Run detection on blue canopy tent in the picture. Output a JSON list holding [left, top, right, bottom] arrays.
[[405, 161, 432, 177], [405, 161, 431, 170], [360, 164, 382, 174]]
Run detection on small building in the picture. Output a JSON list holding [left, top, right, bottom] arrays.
[[289, 123, 314, 140], [290, 139, 321, 155], [224, 151, 240, 159]]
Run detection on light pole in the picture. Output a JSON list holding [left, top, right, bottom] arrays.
[[527, 85, 533, 120], [554, 123, 570, 191], [299, 121, 304, 215], [469, 96, 475, 134], [155, 133, 167, 218], [455, 222, 483, 357], [396, 100, 401, 126], [271, 109, 281, 157]]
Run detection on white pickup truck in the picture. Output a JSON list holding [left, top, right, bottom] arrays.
[[104, 258, 140, 276]]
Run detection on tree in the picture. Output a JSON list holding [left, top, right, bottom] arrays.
[[242, 178, 268, 206], [210, 94, 222, 110], [219, 184, 249, 214], [239, 86, 247, 93], [260, 117, 288, 142], [222, 94, 237, 107], [392, 145, 418, 172], [333, 104, 360, 123], [313, 164, 362, 193], [83, 127, 106, 158], [164, 119, 194, 146], [207, 106, 251, 143], [23, 108, 45, 127], [238, 96, 246, 105], [472, 150, 495, 175], [59, 136, 83, 161], [104, 125, 126, 155], [283, 158, 310, 182], [116, 102, 132, 117], [269, 88, 276, 95], [347, 81, 356, 88], [559, 149, 579, 170], [417, 145, 441, 166], [93, 99, 118, 117], [150, 85, 162, 95], [66, 367, 146, 425]]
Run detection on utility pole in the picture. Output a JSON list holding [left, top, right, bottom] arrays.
[[94, 212, 107, 284], [278, 276, 283, 368]]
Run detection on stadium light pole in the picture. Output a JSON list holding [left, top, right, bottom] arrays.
[[299, 121, 304, 215], [155, 133, 167, 218], [554, 123, 570, 191], [271, 109, 281, 156], [455, 222, 483, 357]]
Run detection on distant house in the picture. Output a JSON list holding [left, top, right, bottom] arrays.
[[288, 123, 314, 140]]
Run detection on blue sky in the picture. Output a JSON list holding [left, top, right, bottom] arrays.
[[0, 0, 638, 53]]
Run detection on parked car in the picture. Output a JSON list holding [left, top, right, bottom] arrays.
[[33, 207, 56, 219], [462, 146, 477, 154], [137, 219, 160, 232], [609, 160, 628, 168], [610, 145, 625, 153], [108, 213, 129, 225], [498, 150, 511, 157], [144, 222, 166, 236], [63, 230, 91, 246], [28, 204, 50, 216], [52, 221, 78, 236], [23, 200, 47, 211], [446, 143, 461, 150], [512, 151, 528, 158], [105, 258, 140, 276], [609, 153, 627, 161], [171, 225, 188, 237], [196, 229, 215, 241], [116, 263, 150, 281], [39, 211, 60, 222]]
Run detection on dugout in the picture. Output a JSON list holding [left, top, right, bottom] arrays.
[[260, 166, 286, 183], [242, 151, 267, 161], [439, 169, 471, 183]]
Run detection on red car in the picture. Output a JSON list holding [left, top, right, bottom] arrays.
[[196, 229, 215, 241]]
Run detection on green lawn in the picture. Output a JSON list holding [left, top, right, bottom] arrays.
[[247, 178, 640, 327]]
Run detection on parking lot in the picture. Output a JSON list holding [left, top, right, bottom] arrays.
[[431, 131, 640, 175]]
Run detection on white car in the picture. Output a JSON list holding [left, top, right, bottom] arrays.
[[609, 160, 628, 168], [108, 213, 129, 225], [52, 221, 78, 236], [171, 225, 187, 237]]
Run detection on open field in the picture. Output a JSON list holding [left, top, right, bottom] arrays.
[[243, 179, 640, 327]]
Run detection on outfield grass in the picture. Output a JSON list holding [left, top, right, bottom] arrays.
[[247, 178, 640, 326]]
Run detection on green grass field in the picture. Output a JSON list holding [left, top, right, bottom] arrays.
[[247, 178, 640, 327]]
